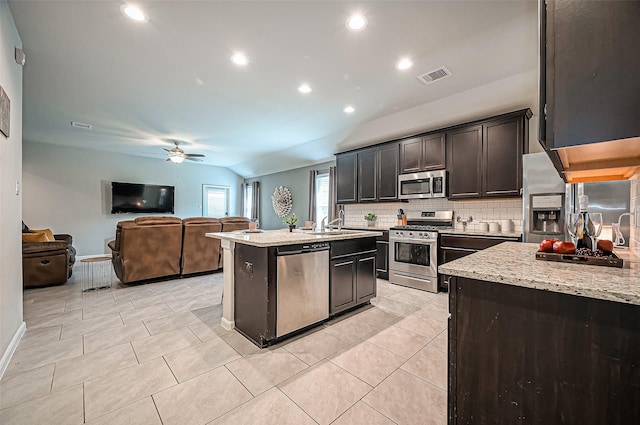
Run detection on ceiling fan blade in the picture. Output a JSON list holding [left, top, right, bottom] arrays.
[[184, 153, 205, 158], [163, 148, 173, 153], [185, 157, 203, 162]]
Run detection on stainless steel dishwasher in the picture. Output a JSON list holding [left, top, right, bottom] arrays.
[[276, 242, 330, 337]]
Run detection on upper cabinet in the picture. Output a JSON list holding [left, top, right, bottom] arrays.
[[335, 108, 531, 203], [448, 110, 530, 200], [337, 143, 400, 204], [336, 152, 357, 204], [540, 0, 640, 182], [399, 133, 446, 174]]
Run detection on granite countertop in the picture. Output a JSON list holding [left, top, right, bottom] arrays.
[[342, 225, 390, 231], [439, 242, 640, 305], [438, 229, 522, 238], [207, 228, 383, 247]]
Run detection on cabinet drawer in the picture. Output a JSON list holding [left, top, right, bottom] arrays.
[[440, 235, 520, 250], [331, 238, 377, 259]]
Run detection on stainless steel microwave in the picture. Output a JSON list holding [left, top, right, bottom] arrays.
[[398, 170, 447, 199]]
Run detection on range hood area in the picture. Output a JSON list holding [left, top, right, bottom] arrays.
[[545, 137, 640, 184]]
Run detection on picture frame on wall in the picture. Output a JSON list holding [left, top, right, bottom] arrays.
[[0, 84, 9, 138]]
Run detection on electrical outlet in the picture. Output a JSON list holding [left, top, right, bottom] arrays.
[[635, 206, 640, 228]]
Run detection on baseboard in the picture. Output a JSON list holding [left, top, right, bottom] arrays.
[[220, 317, 235, 331], [0, 321, 26, 380]]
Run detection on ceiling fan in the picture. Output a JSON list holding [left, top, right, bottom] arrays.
[[164, 140, 205, 164]]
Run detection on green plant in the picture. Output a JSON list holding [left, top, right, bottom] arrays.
[[283, 213, 298, 225], [364, 213, 377, 222]]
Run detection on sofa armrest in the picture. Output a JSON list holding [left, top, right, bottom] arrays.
[[54, 234, 72, 243]]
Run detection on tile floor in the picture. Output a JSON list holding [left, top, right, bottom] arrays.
[[0, 269, 449, 425]]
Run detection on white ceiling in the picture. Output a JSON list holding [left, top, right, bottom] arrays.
[[9, 0, 538, 178]]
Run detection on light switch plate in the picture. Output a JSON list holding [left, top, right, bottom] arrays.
[[15, 180, 20, 195]]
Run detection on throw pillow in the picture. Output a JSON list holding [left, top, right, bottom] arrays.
[[30, 228, 55, 241], [22, 231, 51, 243]]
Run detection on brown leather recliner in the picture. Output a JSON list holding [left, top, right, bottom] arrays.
[[181, 217, 222, 275], [220, 216, 250, 232], [108, 216, 183, 284], [23, 234, 76, 288], [218, 217, 250, 268]]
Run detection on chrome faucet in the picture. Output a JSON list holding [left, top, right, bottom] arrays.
[[320, 216, 327, 232], [326, 218, 342, 230]]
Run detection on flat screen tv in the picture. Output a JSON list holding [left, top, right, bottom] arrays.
[[111, 182, 175, 214]]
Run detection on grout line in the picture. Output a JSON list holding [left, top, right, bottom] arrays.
[[161, 356, 179, 385], [151, 394, 166, 425]]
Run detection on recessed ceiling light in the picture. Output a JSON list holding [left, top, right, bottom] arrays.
[[347, 14, 367, 31], [120, 4, 149, 23], [231, 52, 248, 66], [343, 106, 355, 114], [298, 84, 312, 94], [396, 57, 413, 71]]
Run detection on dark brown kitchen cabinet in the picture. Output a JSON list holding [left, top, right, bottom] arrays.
[[541, 0, 640, 150], [377, 143, 399, 201], [438, 234, 521, 290], [357, 148, 377, 202], [330, 238, 377, 315], [337, 143, 399, 204], [448, 110, 530, 199], [483, 116, 523, 197], [399, 133, 446, 174], [336, 152, 357, 203], [448, 126, 482, 199], [448, 275, 640, 424]]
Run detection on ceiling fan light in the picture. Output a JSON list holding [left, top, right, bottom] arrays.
[[169, 155, 184, 164]]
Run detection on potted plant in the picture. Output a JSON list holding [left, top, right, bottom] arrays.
[[283, 213, 298, 232], [364, 213, 377, 227]]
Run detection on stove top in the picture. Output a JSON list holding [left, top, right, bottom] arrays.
[[391, 210, 454, 232]]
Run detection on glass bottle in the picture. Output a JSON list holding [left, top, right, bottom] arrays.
[[576, 195, 594, 250]]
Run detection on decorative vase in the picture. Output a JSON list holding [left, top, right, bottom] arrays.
[[288, 224, 296, 232], [367, 220, 375, 227]]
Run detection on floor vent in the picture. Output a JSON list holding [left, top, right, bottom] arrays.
[[417, 66, 451, 85]]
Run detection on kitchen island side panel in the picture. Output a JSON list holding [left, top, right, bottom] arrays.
[[234, 244, 277, 346], [449, 276, 640, 425]]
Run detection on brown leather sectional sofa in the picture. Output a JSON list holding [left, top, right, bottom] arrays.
[[108, 216, 248, 284]]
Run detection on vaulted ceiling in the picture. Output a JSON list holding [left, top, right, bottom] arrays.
[[9, 0, 537, 177]]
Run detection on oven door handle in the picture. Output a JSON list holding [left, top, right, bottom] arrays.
[[390, 271, 433, 283]]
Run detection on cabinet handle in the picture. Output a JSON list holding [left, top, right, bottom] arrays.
[[334, 261, 353, 267]]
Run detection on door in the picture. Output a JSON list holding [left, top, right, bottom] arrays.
[[202, 185, 230, 217], [330, 258, 356, 314], [422, 133, 446, 170], [399, 137, 423, 174], [358, 148, 377, 202], [375, 240, 388, 278], [336, 152, 357, 203], [390, 239, 437, 277], [448, 125, 483, 199], [483, 117, 523, 197], [378, 143, 399, 201], [356, 253, 376, 303]]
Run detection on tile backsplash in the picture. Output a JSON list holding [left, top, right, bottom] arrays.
[[344, 198, 523, 233]]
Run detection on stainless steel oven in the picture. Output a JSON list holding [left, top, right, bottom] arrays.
[[398, 170, 447, 200], [389, 231, 438, 292], [388, 210, 454, 293]]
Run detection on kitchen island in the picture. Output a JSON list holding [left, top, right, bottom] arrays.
[[207, 229, 382, 347], [439, 242, 640, 424]]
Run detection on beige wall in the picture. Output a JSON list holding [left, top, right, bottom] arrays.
[[0, 1, 24, 370], [23, 141, 245, 256]]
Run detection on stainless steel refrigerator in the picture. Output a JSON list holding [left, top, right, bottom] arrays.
[[523, 152, 631, 246]]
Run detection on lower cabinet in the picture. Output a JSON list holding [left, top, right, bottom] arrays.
[[438, 234, 521, 290], [330, 238, 377, 315]]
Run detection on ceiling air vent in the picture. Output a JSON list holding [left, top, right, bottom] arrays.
[[417, 66, 451, 85], [70, 121, 92, 130]]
